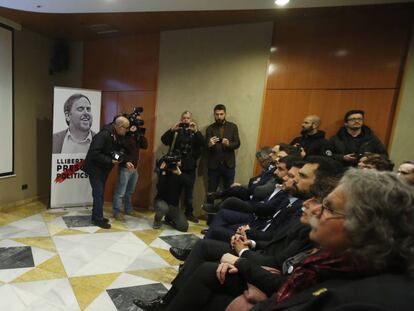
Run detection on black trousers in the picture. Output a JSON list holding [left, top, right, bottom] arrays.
[[171, 239, 235, 291], [165, 262, 247, 311]]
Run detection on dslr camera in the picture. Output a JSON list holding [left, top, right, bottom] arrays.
[[159, 152, 181, 171], [111, 149, 125, 163]]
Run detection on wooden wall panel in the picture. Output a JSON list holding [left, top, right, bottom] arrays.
[[84, 34, 160, 210], [267, 11, 411, 90], [83, 34, 160, 92], [259, 89, 397, 148], [257, 7, 411, 167]]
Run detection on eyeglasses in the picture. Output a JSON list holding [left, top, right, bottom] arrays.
[[347, 117, 363, 122], [319, 198, 346, 219]]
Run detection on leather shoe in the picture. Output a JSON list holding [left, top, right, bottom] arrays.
[[202, 203, 219, 214], [133, 296, 166, 311], [169, 247, 191, 261], [92, 220, 111, 229], [185, 213, 199, 223], [91, 217, 109, 223]]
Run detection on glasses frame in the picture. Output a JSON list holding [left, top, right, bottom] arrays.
[[319, 198, 346, 219]]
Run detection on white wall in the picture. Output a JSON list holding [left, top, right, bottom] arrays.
[[389, 25, 414, 167], [0, 27, 83, 205], [155, 22, 273, 214]]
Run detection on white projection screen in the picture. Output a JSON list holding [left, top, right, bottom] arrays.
[[0, 24, 13, 177]]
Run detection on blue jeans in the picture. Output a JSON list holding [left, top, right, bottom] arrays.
[[113, 167, 139, 215]]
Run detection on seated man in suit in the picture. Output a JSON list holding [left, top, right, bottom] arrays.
[[136, 169, 414, 311], [133, 157, 343, 310]]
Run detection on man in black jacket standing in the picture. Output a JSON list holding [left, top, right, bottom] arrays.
[[206, 104, 240, 204], [326, 110, 387, 166], [161, 111, 204, 223], [290, 115, 327, 156], [83, 115, 130, 229]]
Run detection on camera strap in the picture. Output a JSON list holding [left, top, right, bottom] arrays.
[[168, 131, 179, 153]]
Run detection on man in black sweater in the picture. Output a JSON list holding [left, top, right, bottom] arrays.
[[153, 158, 192, 232], [161, 111, 204, 223], [290, 115, 328, 156], [326, 110, 387, 166], [83, 116, 130, 229]]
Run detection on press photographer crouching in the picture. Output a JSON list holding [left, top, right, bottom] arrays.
[[161, 111, 204, 223], [153, 153, 192, 231], [83, 115, 130, 229], [112, 107, 148, 220]]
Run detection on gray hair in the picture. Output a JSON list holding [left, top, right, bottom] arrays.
[[341, 169, 414, 274], [256, 146, 272, 160]]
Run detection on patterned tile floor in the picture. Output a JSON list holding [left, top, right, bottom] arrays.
[[0, 201, 206, 310]]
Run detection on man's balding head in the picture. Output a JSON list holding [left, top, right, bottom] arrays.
[[114, 116, 130, 136], [301, 115, 321, 135]]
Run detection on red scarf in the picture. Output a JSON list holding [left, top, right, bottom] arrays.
[[276, 249, 361, 303]]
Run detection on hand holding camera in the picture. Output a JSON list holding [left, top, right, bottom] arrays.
[[209, 136, 222, 147]]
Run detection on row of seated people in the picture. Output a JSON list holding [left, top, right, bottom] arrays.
[[133, 151, 414, 311]]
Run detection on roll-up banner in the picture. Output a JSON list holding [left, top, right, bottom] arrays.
[[50, 87, 101, 208]]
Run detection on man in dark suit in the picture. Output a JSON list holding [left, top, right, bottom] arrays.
[[53, 93, 96, 154], [133, 156, 343, 310], [205, 104, 240, 203]]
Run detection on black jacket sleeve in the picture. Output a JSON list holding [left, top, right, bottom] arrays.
[[235, 258, 287, 297], [87, 131, 113, 166], [161, 129, 175, 146]]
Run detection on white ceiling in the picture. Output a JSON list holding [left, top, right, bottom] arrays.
[[0, 0, 412, 13]]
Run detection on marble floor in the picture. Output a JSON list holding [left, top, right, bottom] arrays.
[[0, 201, 206, 310]]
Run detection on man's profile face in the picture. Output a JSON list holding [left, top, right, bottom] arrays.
[[67, 97, 93, 132], [274, 162, 288, 180], [282, 167, 299, 194], [214, 109, 226, 124], [309, 185, 350, 252], [301, 117, 314, 134], [398, 163, 414, 185], [295, 163, 318, 199], [345, 113, 364, 131]]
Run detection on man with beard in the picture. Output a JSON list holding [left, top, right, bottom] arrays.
[[205, 104, 240, 204], [133, 156, 343, 310], [290, 115, 327, 156], [53, 93, 95, 154], [326, 110, 387, 166]]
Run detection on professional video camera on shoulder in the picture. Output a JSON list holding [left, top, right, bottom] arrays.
[[126, 107, 146, 137]]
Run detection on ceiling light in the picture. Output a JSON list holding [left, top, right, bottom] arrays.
[[275, 0, 290, 6]]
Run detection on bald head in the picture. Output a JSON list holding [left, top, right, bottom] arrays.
[[114, 116, 130, 136], [301, 115, 321, 135]]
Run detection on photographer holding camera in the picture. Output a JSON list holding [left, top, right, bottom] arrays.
[[153, 155, 191, 231], [112, 108, 148, 220], [83, 115, 130, 229], [160, 111, 204, 223]]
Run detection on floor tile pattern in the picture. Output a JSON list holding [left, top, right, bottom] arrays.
[[0, 201, 206, 310]]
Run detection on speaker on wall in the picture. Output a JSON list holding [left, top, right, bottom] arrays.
[[49, 41, 69, 75]]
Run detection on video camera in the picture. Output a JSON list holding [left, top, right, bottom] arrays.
[[126, 107, 146, 137]]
